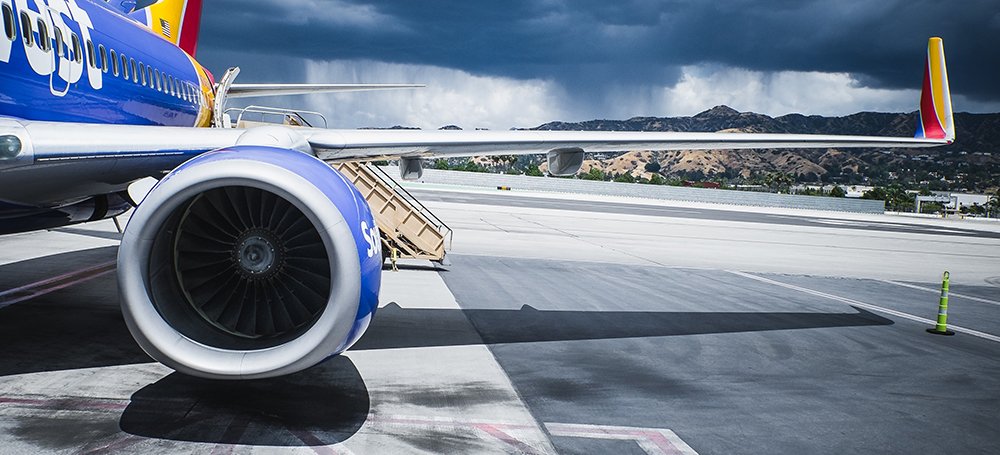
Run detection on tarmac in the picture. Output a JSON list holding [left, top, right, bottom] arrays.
[[0, 184, 998, 454]]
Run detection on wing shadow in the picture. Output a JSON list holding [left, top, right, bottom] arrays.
[[0, 246, 891, 377], [354, 302, 894, 350]]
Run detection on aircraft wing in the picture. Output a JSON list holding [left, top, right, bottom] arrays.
[[305, 129, 950, 161], [6, 37, 953, 173], [8, 120, 949, 168]]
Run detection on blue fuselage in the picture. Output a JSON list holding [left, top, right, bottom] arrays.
[[1, 0, 208, 126], [0, 0, 213, 232]]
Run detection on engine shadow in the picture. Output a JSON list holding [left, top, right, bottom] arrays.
[[354, 302, 894, 350], [119, 356, 369, 446]]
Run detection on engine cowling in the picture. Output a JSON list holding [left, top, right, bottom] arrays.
[[118, 146, 381, 379]]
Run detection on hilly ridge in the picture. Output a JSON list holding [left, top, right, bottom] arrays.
[[525, 107, 1000, 190]]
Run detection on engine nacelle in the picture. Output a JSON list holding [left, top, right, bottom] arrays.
[[118, 146, 381, 379]]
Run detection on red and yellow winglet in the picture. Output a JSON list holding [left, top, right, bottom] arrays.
[[915, 37, 955, 143]]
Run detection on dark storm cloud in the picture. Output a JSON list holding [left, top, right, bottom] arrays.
[[198, 0, 1000, 105]]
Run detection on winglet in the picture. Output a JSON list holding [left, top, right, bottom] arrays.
[[915, 37, 955, 143]]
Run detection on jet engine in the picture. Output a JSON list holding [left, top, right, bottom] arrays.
[[118, 146, 382, 379]]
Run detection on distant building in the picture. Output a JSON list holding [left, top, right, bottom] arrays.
[[951, 192, 991, 208]]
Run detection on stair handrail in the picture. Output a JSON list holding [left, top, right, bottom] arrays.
[[225, 105, 329, 129], [366, 163, 453, 249]]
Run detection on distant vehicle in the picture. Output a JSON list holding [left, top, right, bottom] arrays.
[[0, 0, 955, 379]]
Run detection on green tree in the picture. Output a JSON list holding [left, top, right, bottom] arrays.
[[829, 186, 846, 197], [763, 172, 794, 193], [883, 185, 914, 212], [645, 173, 666, 185], [459, 160, 487, 173], [987, 189, 1000, 218], [644, 161, 662, 173], [920, 202, 943, 214], [613, 172, 636, 183], [964, 203, 986, 216], [525, 164, 544, 177], [861, 187, 887, 200], [580, 167, 606, 181]]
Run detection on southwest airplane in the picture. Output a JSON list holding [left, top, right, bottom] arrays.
[[0, 0, 955, 379]]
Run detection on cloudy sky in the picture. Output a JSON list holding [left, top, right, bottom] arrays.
[[196, 0, 1000, 130]]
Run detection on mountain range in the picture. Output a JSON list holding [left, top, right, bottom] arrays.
[[520, 107, 1000, 191]]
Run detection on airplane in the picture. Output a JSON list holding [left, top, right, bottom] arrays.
[[0, 0, 955, 380]]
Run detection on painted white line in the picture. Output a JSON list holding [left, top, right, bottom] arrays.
[[729, 271, 1000, 344], [879, 280, 1000, 307], [0, 261, 116, 308], [546, 422, 699, 455]]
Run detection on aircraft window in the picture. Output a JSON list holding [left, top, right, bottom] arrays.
[[19, 12, 31, 47], [36, 19, 49, 52], [138, 62, 146, 86], [99, 44, 107, 72], [110, 49, 118, 76], [71, 33, 81, 63], [130, 58, 137, 83], [154, 69, 161, 91], [147, 67, 153, 88], [168, 75, 175, 96], [86, 40, 95, 68], [120, 53, 128, 79], [2, 4, 13, 41], [54, 28, 64, 58]]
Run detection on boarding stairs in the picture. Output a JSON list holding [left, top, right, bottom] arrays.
[[333, 162, 452, 265]]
